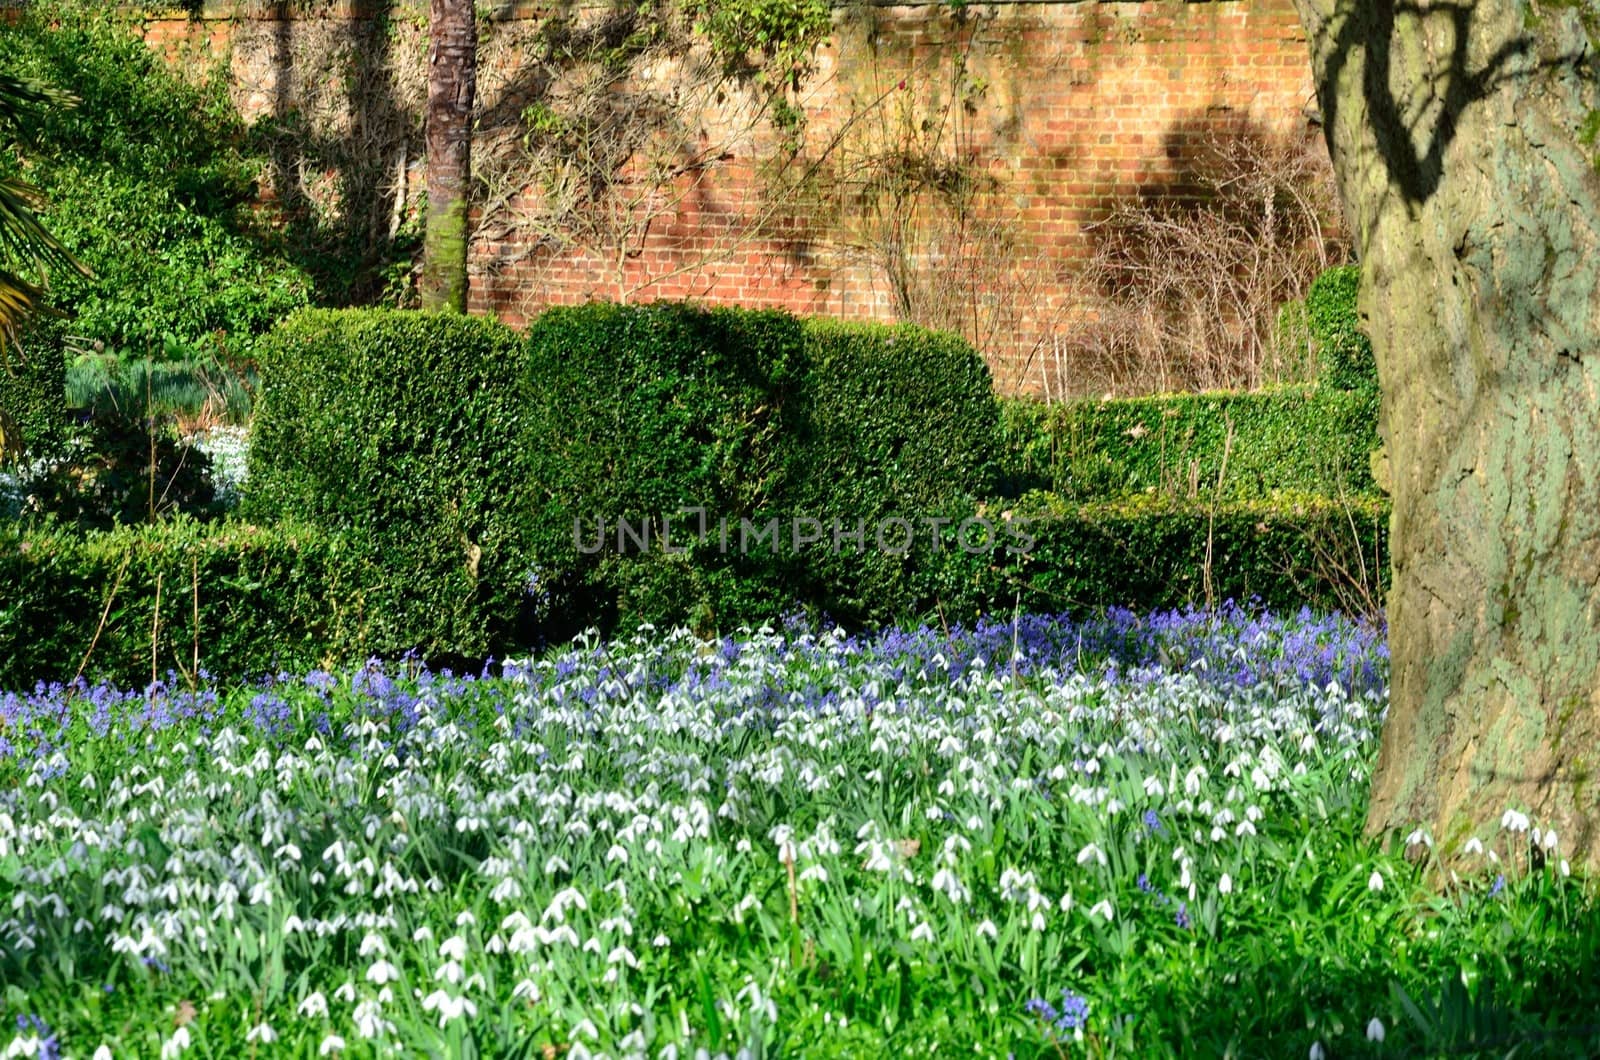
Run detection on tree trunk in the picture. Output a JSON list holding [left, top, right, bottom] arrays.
[[1290, 0, 1600, 870], [421, 0, 476, 313]]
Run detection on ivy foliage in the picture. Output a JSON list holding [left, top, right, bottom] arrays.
[[0, 3, 311, 358]]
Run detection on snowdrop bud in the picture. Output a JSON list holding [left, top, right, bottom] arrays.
[[1366, 1017, 1386, 1042]]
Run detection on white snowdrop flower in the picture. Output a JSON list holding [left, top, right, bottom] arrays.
[[544, 855, 570, 875], [1464, 837, 1485, 856], [249, 880, 273, 906], [1210, 825, 1227, 843], [359, 934, 386, 957], [298, 991, 329, 1019], [352, 1000, 391, 1040], [653, 934, 671, 948], [246, 1022, 278, 1043], [420, 990, 477, 1026], [1059, 891, 1074, 913], [1075, 842, 1106, 867], [735, 838, 753, 854], [434, 960, 463, 984], [163, 1027, 193, 1059], [275, 843, 303, 863], [439, 935, 468, 961], [454, 910, 476, 927], [333, 981, 357, 1003], [413, 926, 434, 943], [1088, 899, 1114, 922], [570, 1018, 600, 1041], [93, 1048, 114, 1060], [909, 920, 935, 943], [1561, 859, 1571, 877], [975, 919, 998, 940], [608, 944, 640, 968], [491, 877, 523, 903], [1406, 828, 1432, 848], [366, 960, 402, 985], [318, 1033, 346, 1056], [1309, 1042, 1325, 1060], [512, 978, 540, 1001], [1030, 909, 1048, 932], [606, 844, 630, 865], [1235, 820, 1257, 838], [1501, 809, 1530, 833], [1542, 829, 1559, 851], [284, 915, 306, 935], [1368, 870, 1384, 893], [1366, 1017, 1386, 1042], [799, 864, 829, 884], [1219, 874, 1234, 896]]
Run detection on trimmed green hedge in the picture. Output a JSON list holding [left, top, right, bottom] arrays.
[[998, 385, 1379, 500], [1307, 264, 1376, 392], [245, 309, 531, 659], [0, 517, 338, 688], [989, 491, 1390, 616], [787, 317, 1000, 625], [522, 304, 1001, 634], [0, 325, 69, 462]]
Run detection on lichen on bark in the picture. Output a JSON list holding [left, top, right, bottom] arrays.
[[1291, 0, 1600, 872]]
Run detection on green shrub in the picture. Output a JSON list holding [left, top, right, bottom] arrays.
[[0, 5, 311, 357], [522, 304, 1000, 634], [522, 302, 809, 635], [0, 516, 339, 688], [246, 309, 530, 660], [0, 324, 68, 463], [997, 385, 1379, 500], [12, 410, 224, 530], [1307, 264, 1376, 392], [789, 317, 999, 624], [990, 490, 1390, 617]]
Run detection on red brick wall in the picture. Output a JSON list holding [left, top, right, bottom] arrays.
[[137, 0, 1321, 393]]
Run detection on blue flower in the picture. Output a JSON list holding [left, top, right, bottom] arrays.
[[1055, 989, 1090, 1032], [1024, 996, 1059, 1023]]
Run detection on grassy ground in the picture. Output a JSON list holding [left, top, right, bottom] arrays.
[[1, 606, 1596, 1058]]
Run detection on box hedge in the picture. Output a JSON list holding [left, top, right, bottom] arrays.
[[245, 309, 531, 659], [521, 304, 1001, 634], [1307, 264, 1376, 392], [0, 324, 69, 463], [0, 517, 339, 689], [521, 301, 810, 637], [988, 490, 1390, 617], [998, 384, 1379, 500]]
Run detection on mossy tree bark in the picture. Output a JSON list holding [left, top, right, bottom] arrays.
[[421, 0, 476, 313], [1290, 0, 1600, 870]]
